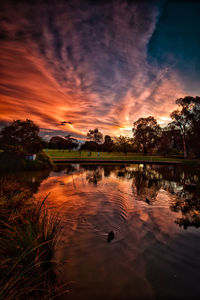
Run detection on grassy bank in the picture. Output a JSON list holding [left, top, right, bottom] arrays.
[[0, 184, 62, 299], [44, 149, 185, 163]]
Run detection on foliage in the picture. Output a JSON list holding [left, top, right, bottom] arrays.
[[87, 128, 103, 144], [0, 120, 44, 154], [48, 135, 78, 150], [80, 140, 99, 151], [158, 125, 182, 156], [170, 110, 190, 159], [65, 135, 79, 150], [33, 151, 54, 169], [0, 189, 61, 299], [102, 135, 113, 153], [0, 151, 53, 171], [113, 136, 133, 154], [170, 96, 200, 158], [132, 116, 161, 155], [0, 152, 26, 171]]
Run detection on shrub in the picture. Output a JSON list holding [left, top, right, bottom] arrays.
[[0, 151, 53, 171]]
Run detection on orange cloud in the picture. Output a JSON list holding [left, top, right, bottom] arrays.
[[0, 1, 196, 140]]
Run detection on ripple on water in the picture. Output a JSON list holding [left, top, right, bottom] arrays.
[[31, 164, 200, 299]]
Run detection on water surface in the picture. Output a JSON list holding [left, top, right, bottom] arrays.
[[1, 164, 200, 299]]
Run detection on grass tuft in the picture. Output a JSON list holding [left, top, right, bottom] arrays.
[[0, 190, 62, 300]]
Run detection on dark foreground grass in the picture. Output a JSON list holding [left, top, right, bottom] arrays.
[[0, 188, 65, 300]]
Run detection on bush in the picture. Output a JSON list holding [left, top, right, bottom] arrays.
[[0, 152, 26, 171], [0, 151, 53, 171], [37, 151, 54, 167]]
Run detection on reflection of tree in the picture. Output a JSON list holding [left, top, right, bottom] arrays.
[[68, 163, 200, 229], [86, 168, 102, 185], [63, 164, 79, 174], [104, 167, 111, 177], [103, 165, 116, 177], [0, 169, 50, 206], [172, 198, 200, 229], [155, 165, 200, 228], [170, 187, 200, 229], [130, 165, 161, 203], [82, 165, 117, 181], [128, 164, 200, 229], [53, 164, 68, 172]]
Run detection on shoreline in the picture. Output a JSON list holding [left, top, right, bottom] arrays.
[[52, 159, 181, 164]]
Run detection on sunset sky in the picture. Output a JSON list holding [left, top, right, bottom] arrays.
[[0, 0, 200, 140]]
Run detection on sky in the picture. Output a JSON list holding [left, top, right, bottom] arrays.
[[0, 0, 200, 140]]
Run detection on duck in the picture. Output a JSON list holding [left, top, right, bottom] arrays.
[[107, 231, 114, 243], [145, 198, 151, 205]]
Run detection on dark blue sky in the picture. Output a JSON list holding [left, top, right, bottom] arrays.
[[148, 0, 200, 93]]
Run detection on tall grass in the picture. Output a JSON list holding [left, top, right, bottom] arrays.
[[0, 189, 63, 299]]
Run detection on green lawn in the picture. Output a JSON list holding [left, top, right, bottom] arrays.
[[44, 149, 182, 162]]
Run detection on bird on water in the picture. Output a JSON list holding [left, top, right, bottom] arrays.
[[145, 198, 151, 205], [107, 231, 114, 243]]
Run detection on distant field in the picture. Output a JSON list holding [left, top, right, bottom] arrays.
[[44, 149, 182, 162]]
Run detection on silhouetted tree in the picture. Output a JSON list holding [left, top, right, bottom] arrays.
[[0, 119, 44, 154], [48, 136, 67, 149], [170, 96, 200, 158], [87, 128, 103, 144], [113, 136, 133, 155], [158, 125, 182, 157], [103, 135, 113, 153], [48, 135, 78, 150], [132, 116, 161, 155], [80, 140, 98, 151], [65, 135, 79, 150], [170, 112, 189, 159]]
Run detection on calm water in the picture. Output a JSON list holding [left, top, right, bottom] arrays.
[[1, 164, 200, 299]]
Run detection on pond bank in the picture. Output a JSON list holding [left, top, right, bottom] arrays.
[[0, 151, 53, 171], [52, 158, 181, 164]]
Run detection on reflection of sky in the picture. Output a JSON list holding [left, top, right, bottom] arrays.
[[34, 165, 200, 299], [36, 165, 182, 237], [0, 0, 200, 139]]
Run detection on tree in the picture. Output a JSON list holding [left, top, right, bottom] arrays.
[[0, 119, 44, 154], [170, 112, 190, 159], [170, 96, 200, 158], [48, 135, 78, 150], [87, 128, 103, 144], [132, 116, 161, 155], [65, 135, 79, 150], [189, 97, 200, 157], [48, 136, 67, 149], [113, 136, 133, 155], [80, 141, 98, 151], [158, 125, 182, 157], [103, 135, 113, 153]]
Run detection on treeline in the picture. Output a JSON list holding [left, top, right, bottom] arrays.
[[48, 96, 200, 158], [1, 96, 200, 159], [48, 135, 79, 150]]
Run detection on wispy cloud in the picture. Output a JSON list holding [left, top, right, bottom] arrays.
[[0, 0, 191, 139]]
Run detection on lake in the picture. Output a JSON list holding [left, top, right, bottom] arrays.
[[1, 163, 200, 299]]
